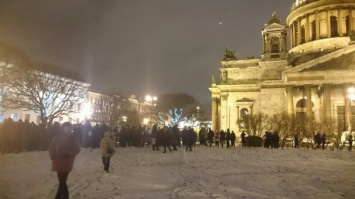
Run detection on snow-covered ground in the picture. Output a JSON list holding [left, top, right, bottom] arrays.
[[0, 146, 354, 199]]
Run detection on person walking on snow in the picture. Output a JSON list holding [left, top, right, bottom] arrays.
[[49, 122, 81, 199], [100, 131, 116, 173]]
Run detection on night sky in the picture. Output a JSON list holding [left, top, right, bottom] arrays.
[[0, 0, 295, 110]]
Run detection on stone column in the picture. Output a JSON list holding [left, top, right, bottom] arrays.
[[265, 34, 269, 53], [290, 24, 294, 48], [263, 35, 266, 53], [338, 8, 343, 36], [212, 97, 218, 131], [316, 11, 320, 39], [305, 14, 310, 42], [236, 106, 240, 132], [293, 21, 297, 47], [305, 85, 313, 118], [297, 18, 302, 45], [323, 84, 332, 121], [343, 85, 352, 130], [327, 9, 331, 38], [287, 86, 294, 116]]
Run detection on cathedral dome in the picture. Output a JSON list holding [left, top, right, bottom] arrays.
[[287, 0, 355, 54], [267, 12, 282, 25]]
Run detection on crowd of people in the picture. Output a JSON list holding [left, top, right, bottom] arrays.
[[1, 117, 354, 154]]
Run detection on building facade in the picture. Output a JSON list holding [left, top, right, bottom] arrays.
[[210, 0, 355, 134]]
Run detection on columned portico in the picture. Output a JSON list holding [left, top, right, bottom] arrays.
[[212, 97, 219, 131], [287, 86, 294, 116], [323, 84, 332, 121], [305, 85, 313, 118], [343, 85, 352, 130]]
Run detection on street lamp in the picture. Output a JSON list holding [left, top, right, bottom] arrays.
[[228, 103, 231, 129], [139, 95, 157, 126]]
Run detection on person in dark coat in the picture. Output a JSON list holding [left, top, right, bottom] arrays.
[[208, 128, 214, 147], [161, 126, 172, 153], [321, 133, 326, 149], [314, 132, 321, 149], [181, 127, 188, 146], [271, 131, 280, 148], [226, 129, 231, 148], [49, 122, 81, 199], [294, 133, 299, 148], [230, 131, 236, 147], [172, 125, 180, 150], [265, 131, 273, 148], [199, 127, 205, 146], [151, 124, 159, 150], [186, 127, 194, 151], [241, 131, 246, 147], [220, 130, 226, 148]]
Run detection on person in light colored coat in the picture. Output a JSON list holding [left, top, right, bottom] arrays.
[[100, 131, 116, 172], [49, 122, 81, 199]]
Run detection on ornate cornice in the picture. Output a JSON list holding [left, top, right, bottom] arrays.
[[287, 0, 355, 24]]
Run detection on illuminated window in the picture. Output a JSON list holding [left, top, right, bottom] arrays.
[[10, 113, 18, 121]]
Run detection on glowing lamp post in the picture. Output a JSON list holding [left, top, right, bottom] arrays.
[[80, 102, 92, 121]]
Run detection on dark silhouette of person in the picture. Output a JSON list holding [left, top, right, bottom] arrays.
[[241, 131, 246, 147], [230, 131, 236, 147], [321, 134, 326, 149], [186, 127, 194, 151], [314, 132, 321, 149]]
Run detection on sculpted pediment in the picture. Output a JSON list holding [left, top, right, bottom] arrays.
[[263, 23, 285, 31], [236, 97, 254, 102]]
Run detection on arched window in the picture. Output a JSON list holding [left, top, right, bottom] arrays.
[[296, 98, 314, 117], [311, 20, 316, 40], [240, 108, 249, 128], [330, 16, 338, 37], [271, 37, 280, 53], [301, 25, 306, 43]]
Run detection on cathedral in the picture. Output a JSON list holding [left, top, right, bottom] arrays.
[[209, 0, 355, 134]]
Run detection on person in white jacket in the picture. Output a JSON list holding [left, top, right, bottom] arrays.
[[100, 131, 116, 173]]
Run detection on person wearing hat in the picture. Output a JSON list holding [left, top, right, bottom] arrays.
[[100, 131, 116, 173], [49, 122, 81, 199]]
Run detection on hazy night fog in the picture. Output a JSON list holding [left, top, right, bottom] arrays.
[[0, 0, 294, 111]]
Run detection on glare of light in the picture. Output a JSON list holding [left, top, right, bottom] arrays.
[[219, 22, 223, 25], [348, 87, 355, 100], [145, 95, 152, 102], [122, 116, 127, 122], [82, 102, 92, 118], [145, 95, 157, 104], [143, 118, 149, 125], [196, 106, 200, 110]]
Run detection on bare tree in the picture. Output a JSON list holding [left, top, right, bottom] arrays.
[[155, 93, 200, 126], [243, 112, 267, 136], [0, 62, 89, 125]]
